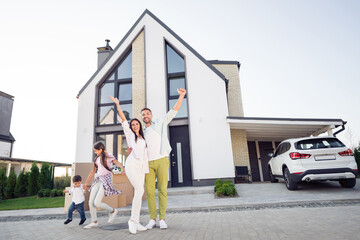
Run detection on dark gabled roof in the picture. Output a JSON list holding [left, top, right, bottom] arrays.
[[0, 91, 14, 99], [0, 133, 15, 142], [77, 9, 228, 98], [208, 60, 241, 69]]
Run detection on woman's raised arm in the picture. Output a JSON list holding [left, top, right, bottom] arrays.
[[110, 96, 127, 123]]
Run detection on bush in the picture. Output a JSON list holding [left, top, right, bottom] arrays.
[[39, 162, 52, 189], [15, 170, 29, 197], [0, 168, 7, 201], [50, 189, 58, 197], [37, 190, 44, 198], [56, 189, 64, 196], [5, 170, 17, 199], [214, 179, 237, 197], [28, 162, 40, 196], [43, 188, 51, 197], [54, 176, 71, 190]]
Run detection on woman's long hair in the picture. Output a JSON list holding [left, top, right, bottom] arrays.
[[130, 118, 145, 143], [93, 141, 112, 172]]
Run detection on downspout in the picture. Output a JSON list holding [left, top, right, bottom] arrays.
[[333, 120, 347, 137]]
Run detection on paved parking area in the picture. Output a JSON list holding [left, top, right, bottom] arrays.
[[1, 205, 359, 240]]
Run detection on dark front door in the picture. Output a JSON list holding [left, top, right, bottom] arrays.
[[259, 141, 274, 181], [169, 125, 192, 187], [248, 141, 260, 182]]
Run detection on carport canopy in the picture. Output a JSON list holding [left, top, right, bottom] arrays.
[[227, 117, 345, 142]]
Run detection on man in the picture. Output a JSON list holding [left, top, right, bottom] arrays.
[[141, 88, 186, 230]]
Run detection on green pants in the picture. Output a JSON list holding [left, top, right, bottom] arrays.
[[145, 156, 169, 220]]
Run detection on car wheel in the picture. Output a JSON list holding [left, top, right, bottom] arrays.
[[269, 167, 278, 183], [283, 168, 297, 190], [339, 178, 356, 188]]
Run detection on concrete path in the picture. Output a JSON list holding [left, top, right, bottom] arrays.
[[0, 180, 359, 222]]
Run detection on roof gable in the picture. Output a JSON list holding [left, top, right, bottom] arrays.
[[77, 9, 227, 98]]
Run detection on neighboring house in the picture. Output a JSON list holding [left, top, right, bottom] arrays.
[[75, 10, 346, 186], [0, 91, 71, 177], [0, 91, 15, 160]]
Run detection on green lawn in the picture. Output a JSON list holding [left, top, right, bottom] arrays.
[[0, 196, 65, 211]]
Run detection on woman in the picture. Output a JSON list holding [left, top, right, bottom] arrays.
[[110, 95, 149, 234], [83, 141, 125, 229]]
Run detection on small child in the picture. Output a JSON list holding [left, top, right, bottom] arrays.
[[63, 175, 86, 225]]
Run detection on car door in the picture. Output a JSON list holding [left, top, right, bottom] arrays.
[[272, 143, 284, 175]]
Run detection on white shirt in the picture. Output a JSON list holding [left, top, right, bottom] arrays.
[[144, 125, 166, 161], [69, 184, 85, 204]]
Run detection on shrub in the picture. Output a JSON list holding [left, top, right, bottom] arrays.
[[37, 190, 44, 198], [28, 162, 40, 196], [15, 170, 29, 197], [43, 188, 51, 197], [214, 179, 237, 197], [56, 189, 64, 196], [39, 162, 52, 189], [54, 176, 71, 190], [5, 170, 17, 199], [50, 189, 58, 197], [0, 168, 7, 201], [354, 144, 360, 175]]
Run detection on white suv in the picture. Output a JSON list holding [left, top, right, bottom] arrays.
[[268, 136, 358, 190]]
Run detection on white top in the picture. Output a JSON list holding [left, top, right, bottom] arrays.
[[69, 184, 85, 204], [122, 121, 149, 174], [144, 125, 166, 161]]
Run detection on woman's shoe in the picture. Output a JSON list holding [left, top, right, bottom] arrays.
[[128, 220, 137, 234]]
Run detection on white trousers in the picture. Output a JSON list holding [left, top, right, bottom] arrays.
[[126, 159, 145, 223], [89, 181, 113, 222]]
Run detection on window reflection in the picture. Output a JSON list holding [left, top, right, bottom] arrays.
[[166, 45, 184, 74], [117, 52, 132, 79], [118, 83, 132, 101], [97, 134, 114, 155], [100, 83, 114, 104], [117, 134, 129, 166], [116, 104, 132, 123], [169, 78, 185, 96], [99, 106, 115, 125], [169, 99, 187, 118]]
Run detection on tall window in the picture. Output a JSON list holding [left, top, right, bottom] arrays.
[[166, 44, 188, 118], [98, 51, 132, 125]]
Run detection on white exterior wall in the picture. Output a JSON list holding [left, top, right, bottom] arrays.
[[76, 12, 235, 180], [143, 15, 234, 179], [0, 141, 11, 157]]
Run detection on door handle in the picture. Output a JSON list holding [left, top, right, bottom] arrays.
[[172, 162, 176, 167]]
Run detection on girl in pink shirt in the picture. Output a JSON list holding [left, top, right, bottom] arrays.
[[83, 141, 125, 229]]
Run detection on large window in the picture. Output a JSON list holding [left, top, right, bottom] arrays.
[[166, 44, 188, 118], [98, 51, 132, 125]]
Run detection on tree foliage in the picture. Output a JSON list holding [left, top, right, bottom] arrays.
[[15, 170, 29, 197], [5, 170, 17, 199], [0, 168, 7, 201], [28, 162, 40, 196], [39, 162, 52, 189]]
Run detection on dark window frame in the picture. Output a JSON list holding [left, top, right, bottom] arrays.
[[165, 42, 188, 119], [97, 50, 133, 126]]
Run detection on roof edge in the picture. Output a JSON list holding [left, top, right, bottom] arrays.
[[227, 116, 345, 123]]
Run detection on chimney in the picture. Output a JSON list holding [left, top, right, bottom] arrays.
[[97, 39, 113, 68]]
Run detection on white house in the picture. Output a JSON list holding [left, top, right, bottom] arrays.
[[75, 10, 346, 186]]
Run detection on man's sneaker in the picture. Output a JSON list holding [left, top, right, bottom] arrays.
[[128, 220, 137, 234], [64, 219, 72, 224], [146, 219, 156, 229], [79, 218, 86, 225], [159, 219, 168, 229], [136, 223, 147, 231], [83, 222, 98, 229], [108, 209, 118, 223]]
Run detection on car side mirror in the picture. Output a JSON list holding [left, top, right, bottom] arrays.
[[268, 153, 274, 157]]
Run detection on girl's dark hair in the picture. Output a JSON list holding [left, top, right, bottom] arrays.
[[130, 118, 145, 143], [93, 141, 112, 172]]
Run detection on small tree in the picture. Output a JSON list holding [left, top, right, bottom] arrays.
[[5, 170, 17, 199], [28, 162, 40, 196], [39, 162, 52, 189], [0, 168, 7, 201], [15, 170, 29, 197]]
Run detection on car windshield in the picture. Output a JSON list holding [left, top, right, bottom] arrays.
[[295, 138, 345, 150]]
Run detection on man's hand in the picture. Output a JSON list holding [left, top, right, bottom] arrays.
[[177, 88, 186, 96]]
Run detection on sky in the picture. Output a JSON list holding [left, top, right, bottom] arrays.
[[1, 0, 359, 173]]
